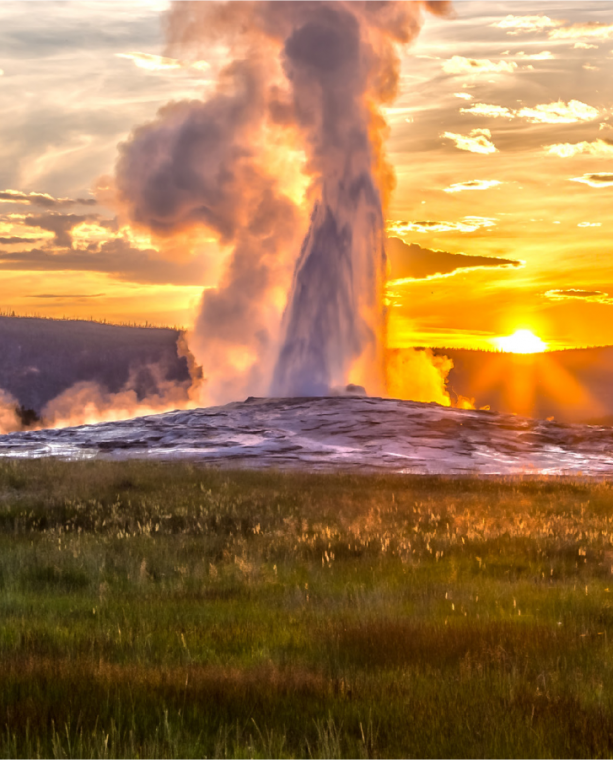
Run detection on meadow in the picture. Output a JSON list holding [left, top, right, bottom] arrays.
[[2, 460, 613, 757]]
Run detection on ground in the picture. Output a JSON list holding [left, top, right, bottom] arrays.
[[2, 460, 613, 758]]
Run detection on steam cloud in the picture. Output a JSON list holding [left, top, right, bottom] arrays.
[[113, 1, 450, 404]]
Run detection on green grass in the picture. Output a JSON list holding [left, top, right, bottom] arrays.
[[2, 459, 613, 757]]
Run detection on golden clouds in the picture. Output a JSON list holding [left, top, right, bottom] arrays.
[[441, 128, 497, 154], [443, 180, 502, 193], [387, 217, 497, 235], [517, 100, 600, 124], [545, 139, 613, 158]]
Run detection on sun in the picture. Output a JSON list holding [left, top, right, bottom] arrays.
[[495, 329, 548, 354]]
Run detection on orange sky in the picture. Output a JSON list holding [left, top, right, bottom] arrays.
[[0, 1, 611, 350]]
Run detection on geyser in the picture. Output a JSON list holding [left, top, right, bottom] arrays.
[[114, 1, 451, 404]]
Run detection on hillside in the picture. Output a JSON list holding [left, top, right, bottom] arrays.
[[434, 346, 613, 425], [0, 316, 190, 416]]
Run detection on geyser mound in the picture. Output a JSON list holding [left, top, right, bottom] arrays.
[[1, 396, 613, 477]]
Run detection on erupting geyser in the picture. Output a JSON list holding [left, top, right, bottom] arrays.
[[114, 1, 451, 404]]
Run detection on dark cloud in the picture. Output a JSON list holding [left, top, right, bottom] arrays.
[[23, 213, 98, 247], [30, 293, 105, 299], [0, 236, 40, 245], [0, 189, 97, 209], [386, 237, 522, 281], [571, 172, 613, 188], [0, 238, 208, 285], [545, 288, 613, 304]]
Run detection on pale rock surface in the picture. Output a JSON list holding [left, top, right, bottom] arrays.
[[1, 397, 613, 475]]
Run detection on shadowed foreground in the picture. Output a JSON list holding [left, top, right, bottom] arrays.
[[2, 460, 613, 757]]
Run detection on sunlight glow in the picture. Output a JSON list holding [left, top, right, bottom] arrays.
[[495, 329, 547, 353]]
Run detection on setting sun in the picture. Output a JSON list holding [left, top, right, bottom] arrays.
[[495, 329, 548, 354]]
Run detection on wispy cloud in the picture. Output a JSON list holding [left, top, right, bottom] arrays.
[[577, 222, 602, 227], [461, 100, 600, 124], [116, 52, 211, 73], [0, 236, 42, 245], [514, 50, 555, 60], [546, 288, 613, 304], [454, 92, 473, 101], [460, 103, 513, 118], [442, 56, 517, 75], [492, 16, 613, 44], [387, 217, 497, 235], [492, 15, 562, 34], [444, 180, 502, 193], [0, 189, 96, 209], [30, 293, 105, 299], [546, 139, 613, 158], [549, 22, 613, 41], [0, 239, 208, 286], [571, 173, 613, 188], [441, 129, 497, 154]]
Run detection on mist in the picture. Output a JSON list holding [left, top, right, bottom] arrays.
[[113, 1, 451, 404]]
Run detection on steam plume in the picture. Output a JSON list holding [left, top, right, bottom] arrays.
[[114, 1, 450, 402], [0, 389, 21, 434]]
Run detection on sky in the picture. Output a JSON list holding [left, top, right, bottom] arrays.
[[0, 1, 611, 350]]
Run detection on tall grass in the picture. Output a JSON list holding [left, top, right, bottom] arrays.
[[1, 460, 613, 757]]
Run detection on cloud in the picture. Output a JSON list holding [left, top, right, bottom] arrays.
[[514, 50, 555, 60], [517, 100, 599, 124], [23, 213, 99, 247], [387, 217, 497, 235], [0, 236, 42, 244], [545, 139, 613, 158], [0, 189, 97, 209], [545, 289, 613, 304], [0, 238, 209, 285], [441, 128, 497, 154], [549, 22, 613, 41], [116, 52, 211, 73], [442, 56, 517, 75], [444, 179, 502, 193], [574, 42, 598, 49], [461, 100, 600, 124], [491, 15, 562, 34], [571, 173, 613, 188], [577, 222, 601, 228], [386, 237, 522, 283], [460, 103, 513, 118], [30, 293, 106, 299], [453, 92, 473, 100]]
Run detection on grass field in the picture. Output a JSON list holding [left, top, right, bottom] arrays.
[[2, 460, 613, 757]]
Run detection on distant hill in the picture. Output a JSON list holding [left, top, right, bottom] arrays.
[[3, 315, 613, 428], [433, 346, 613, 425], [0, 316, 190, 416]]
